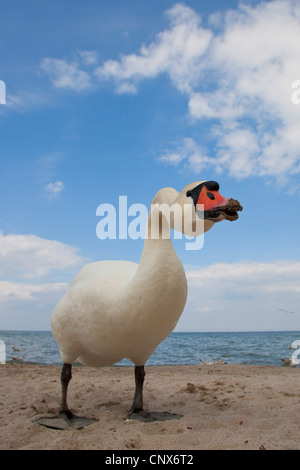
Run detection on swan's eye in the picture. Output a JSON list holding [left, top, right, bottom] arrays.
[[207, 191, 215, 200], [186, 190, 192, 197]]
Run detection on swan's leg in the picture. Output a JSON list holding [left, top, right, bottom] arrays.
[[59, 363, 73, 419], [130, 365, 146, 415], [128, 365, 183, 423], [35, 362, 98, 429]]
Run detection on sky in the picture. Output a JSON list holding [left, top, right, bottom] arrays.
[[1, 0, 300, 332]]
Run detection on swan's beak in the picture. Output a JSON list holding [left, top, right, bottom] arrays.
[[190, 181, 243, 223], [203, 196, 243, 222]]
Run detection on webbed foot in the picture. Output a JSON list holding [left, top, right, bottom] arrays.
[[127, 408, 183, 422], [35, 410, 98, 430]]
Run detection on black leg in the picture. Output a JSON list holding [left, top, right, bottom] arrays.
[[59, 363, 73, 419], [35, 362, 98, 429], [130, 365, 146, 414], [128, 365, 184, 423]]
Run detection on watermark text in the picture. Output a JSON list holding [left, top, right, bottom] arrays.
[[0, 340, 6, 364], [96, 196, 204, 251], [291, 80, 300, 104], [0, 80, 6, 105]]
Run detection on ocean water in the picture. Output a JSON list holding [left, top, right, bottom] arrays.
[[1, 330, 300, 367]]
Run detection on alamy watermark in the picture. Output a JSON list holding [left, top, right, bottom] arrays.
[[0, 340, 6, 364], [0, 80, 6, 105], [291, 80, 300, 104], [290, 339, 300, 365], [96, 196, 205, 250]]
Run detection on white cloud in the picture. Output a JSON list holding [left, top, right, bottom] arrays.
[[0, 231, 85, 280], [40, 50, 98, 91], [175, 260, 300, 331], [36, 2, 300, 184], [95, 4, 212, 94], [160, 137, 214, 173], [187, 260, 300, 293], [44, 180, 64, 199], [40, 57, 91, 91], [160, 133, 259, 178], [0, 232, 86, 329], [214, 128, 260, 179], [0, 280, 68, 330], [185, 0, 300, 182], [77, 50, 98, 66], [95, 1, 300, 184], [0, 281, 67, 302], [3, 91, 50, 112]]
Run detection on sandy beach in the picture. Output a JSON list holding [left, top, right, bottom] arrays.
[[0, 362, 299, 450]]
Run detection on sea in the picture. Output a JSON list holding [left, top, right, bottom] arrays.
[[1, 330, 300, 367]]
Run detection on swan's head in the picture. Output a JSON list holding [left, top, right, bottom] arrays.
[[150, 180, 242, 239], [175, 180, 243, 237]]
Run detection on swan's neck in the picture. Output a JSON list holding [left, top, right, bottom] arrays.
[[137, 187, 185, 280], [144, 187, 179, 241], [125, 187, 188, 342]]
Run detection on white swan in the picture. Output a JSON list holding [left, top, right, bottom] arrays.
[[44, 180, 242, 427]]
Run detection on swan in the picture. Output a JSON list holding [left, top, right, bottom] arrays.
[[39, 180, 242, 429]]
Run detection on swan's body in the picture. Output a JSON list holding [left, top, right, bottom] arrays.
[[52, 243, 187, 367], [42, 180, 242, 427], [52, 186, 191, 370]]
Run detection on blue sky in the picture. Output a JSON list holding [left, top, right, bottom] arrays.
[[1, 0, 300, 331]]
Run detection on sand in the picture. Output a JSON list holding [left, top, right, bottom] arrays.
[[0, 362, 299, 450]]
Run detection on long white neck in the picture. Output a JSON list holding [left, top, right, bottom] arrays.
[[151, 187, 179, 206], [144, 187, 179, 239], [134, 187, 186, 291], [125, 187, 188, 350], [140, 186, 179, 259]]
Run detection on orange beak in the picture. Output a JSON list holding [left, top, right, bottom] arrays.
[[196, 185, 242, 222], [197, 186, 229, 211]]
